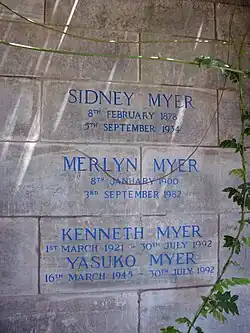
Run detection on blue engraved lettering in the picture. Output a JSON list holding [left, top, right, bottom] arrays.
[[77, 157, 87, 171], [79, 89, 83, 104], [63, 156, 76, 171], [113, 91, 122, 105], [189, 159, 198, 172], [89, 157, 99, 171], [175, 95, 184, 108], [99, 91, 112, 104], [148, 93, 160, 106], [124, 92, 134, 106], [68, 89, 77, 103], [162, 94, 173, 107], [185, 95, 194, 108], [85, 90, 98, 104], [150, 254, 163, 265], [113, 228, 122, 240], [62, 228, 73, 241], [153, 159, 164, 172]]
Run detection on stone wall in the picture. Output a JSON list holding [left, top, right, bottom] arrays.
[[0, 0, 250, 332]]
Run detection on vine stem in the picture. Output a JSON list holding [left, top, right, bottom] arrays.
[[186, 45, 247, 333], [0, 39, 247, 76]]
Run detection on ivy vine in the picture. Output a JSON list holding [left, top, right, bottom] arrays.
[[161, 51, 250, 333]]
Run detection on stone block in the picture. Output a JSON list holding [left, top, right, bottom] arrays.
[[0, 292, 138, 333], [212, 0, 250, 5], [0, 217, 38, 295], [0, 78, 40, 141], [216, 4, 250, 43], [141, 147, 244, 215], [42, 81, 217, 145], [0, 22, 138, 81], [219, 213, 250, 278], [0, 0, 44, 22], [141, 34, 250, 90], [140, 287, 250, 333], [40, 214, 217, 293], [140, 34, 230, 88], [218, 90, 250, 145], [45, 0, 214, 38], [0, 143, 140, 216]]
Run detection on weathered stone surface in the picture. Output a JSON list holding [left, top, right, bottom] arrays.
[[0, 22, 138, 81], [0, 0, 44, 22], [219, 213, 250, 278], [141, 34, 230, 88], [216, 4, 250, 42], [40, 214, 217, 293], [0, 292, 138, 333], [140, 287, 210, 333], [0, 143, 140, 216], [46, 0, 214, 38], [0, 217, 38, 295], [0, 78, 40, 141], [42, 82, 217, 145], [142, 147, 245, 214], [140, 287, 250, 333], [218, 91, 250, 145], [213, 0, 250, 4]]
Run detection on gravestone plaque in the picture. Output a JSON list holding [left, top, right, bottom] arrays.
[[42, 82, 217, 145], [37, 84, 228, 292], [41, 215, 218, 293]]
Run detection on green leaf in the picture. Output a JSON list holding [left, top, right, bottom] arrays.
[[235, 239, 241, 254], [231, 277, 250, 285], [228, 301, 239, 316], [230, 261, 242, 268], [200, 308, 208, 318], [245, 195, 250, 210], [242, 236, 250, 246], [225, 278, 236, 286], [231, 295, 239, 302], [220, 280, 229, 289], [222, 187, 240, 199], [223, 236, 241, 254], [244, 127, 250, 136], [229, 168, 245, 180], [223, 235, 235, 248], [215, 283, 225, 292], [201, 296, 208, 302], [235, 143, 243, 153], [212, 310, 227, 323], [245, 69, 250, 79], [175, 317, 191, 327], [220, 138, 238, 149], [160, 327, 182, 333]]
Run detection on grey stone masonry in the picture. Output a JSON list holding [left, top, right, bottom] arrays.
[[218, 90, 250, 145], [45, 0, 214, 37], [142, 147, 247, 214], [0, 78, 41, 141], [42, 82, 217, 145], [216, 4, 250, 42], [0, 143, 140, 216], [1, 0, 250, 332], [140, 287, 250, 333], [0, 217, 38, 295], [40, 214, 217, 293], [0, 0, 44, 22], [0, 292, 138, 333], [219, 213, 250, 278], [0, 22, 139, 81]]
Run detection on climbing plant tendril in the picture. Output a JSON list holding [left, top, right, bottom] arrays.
[[160, 47, 250, 333]]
